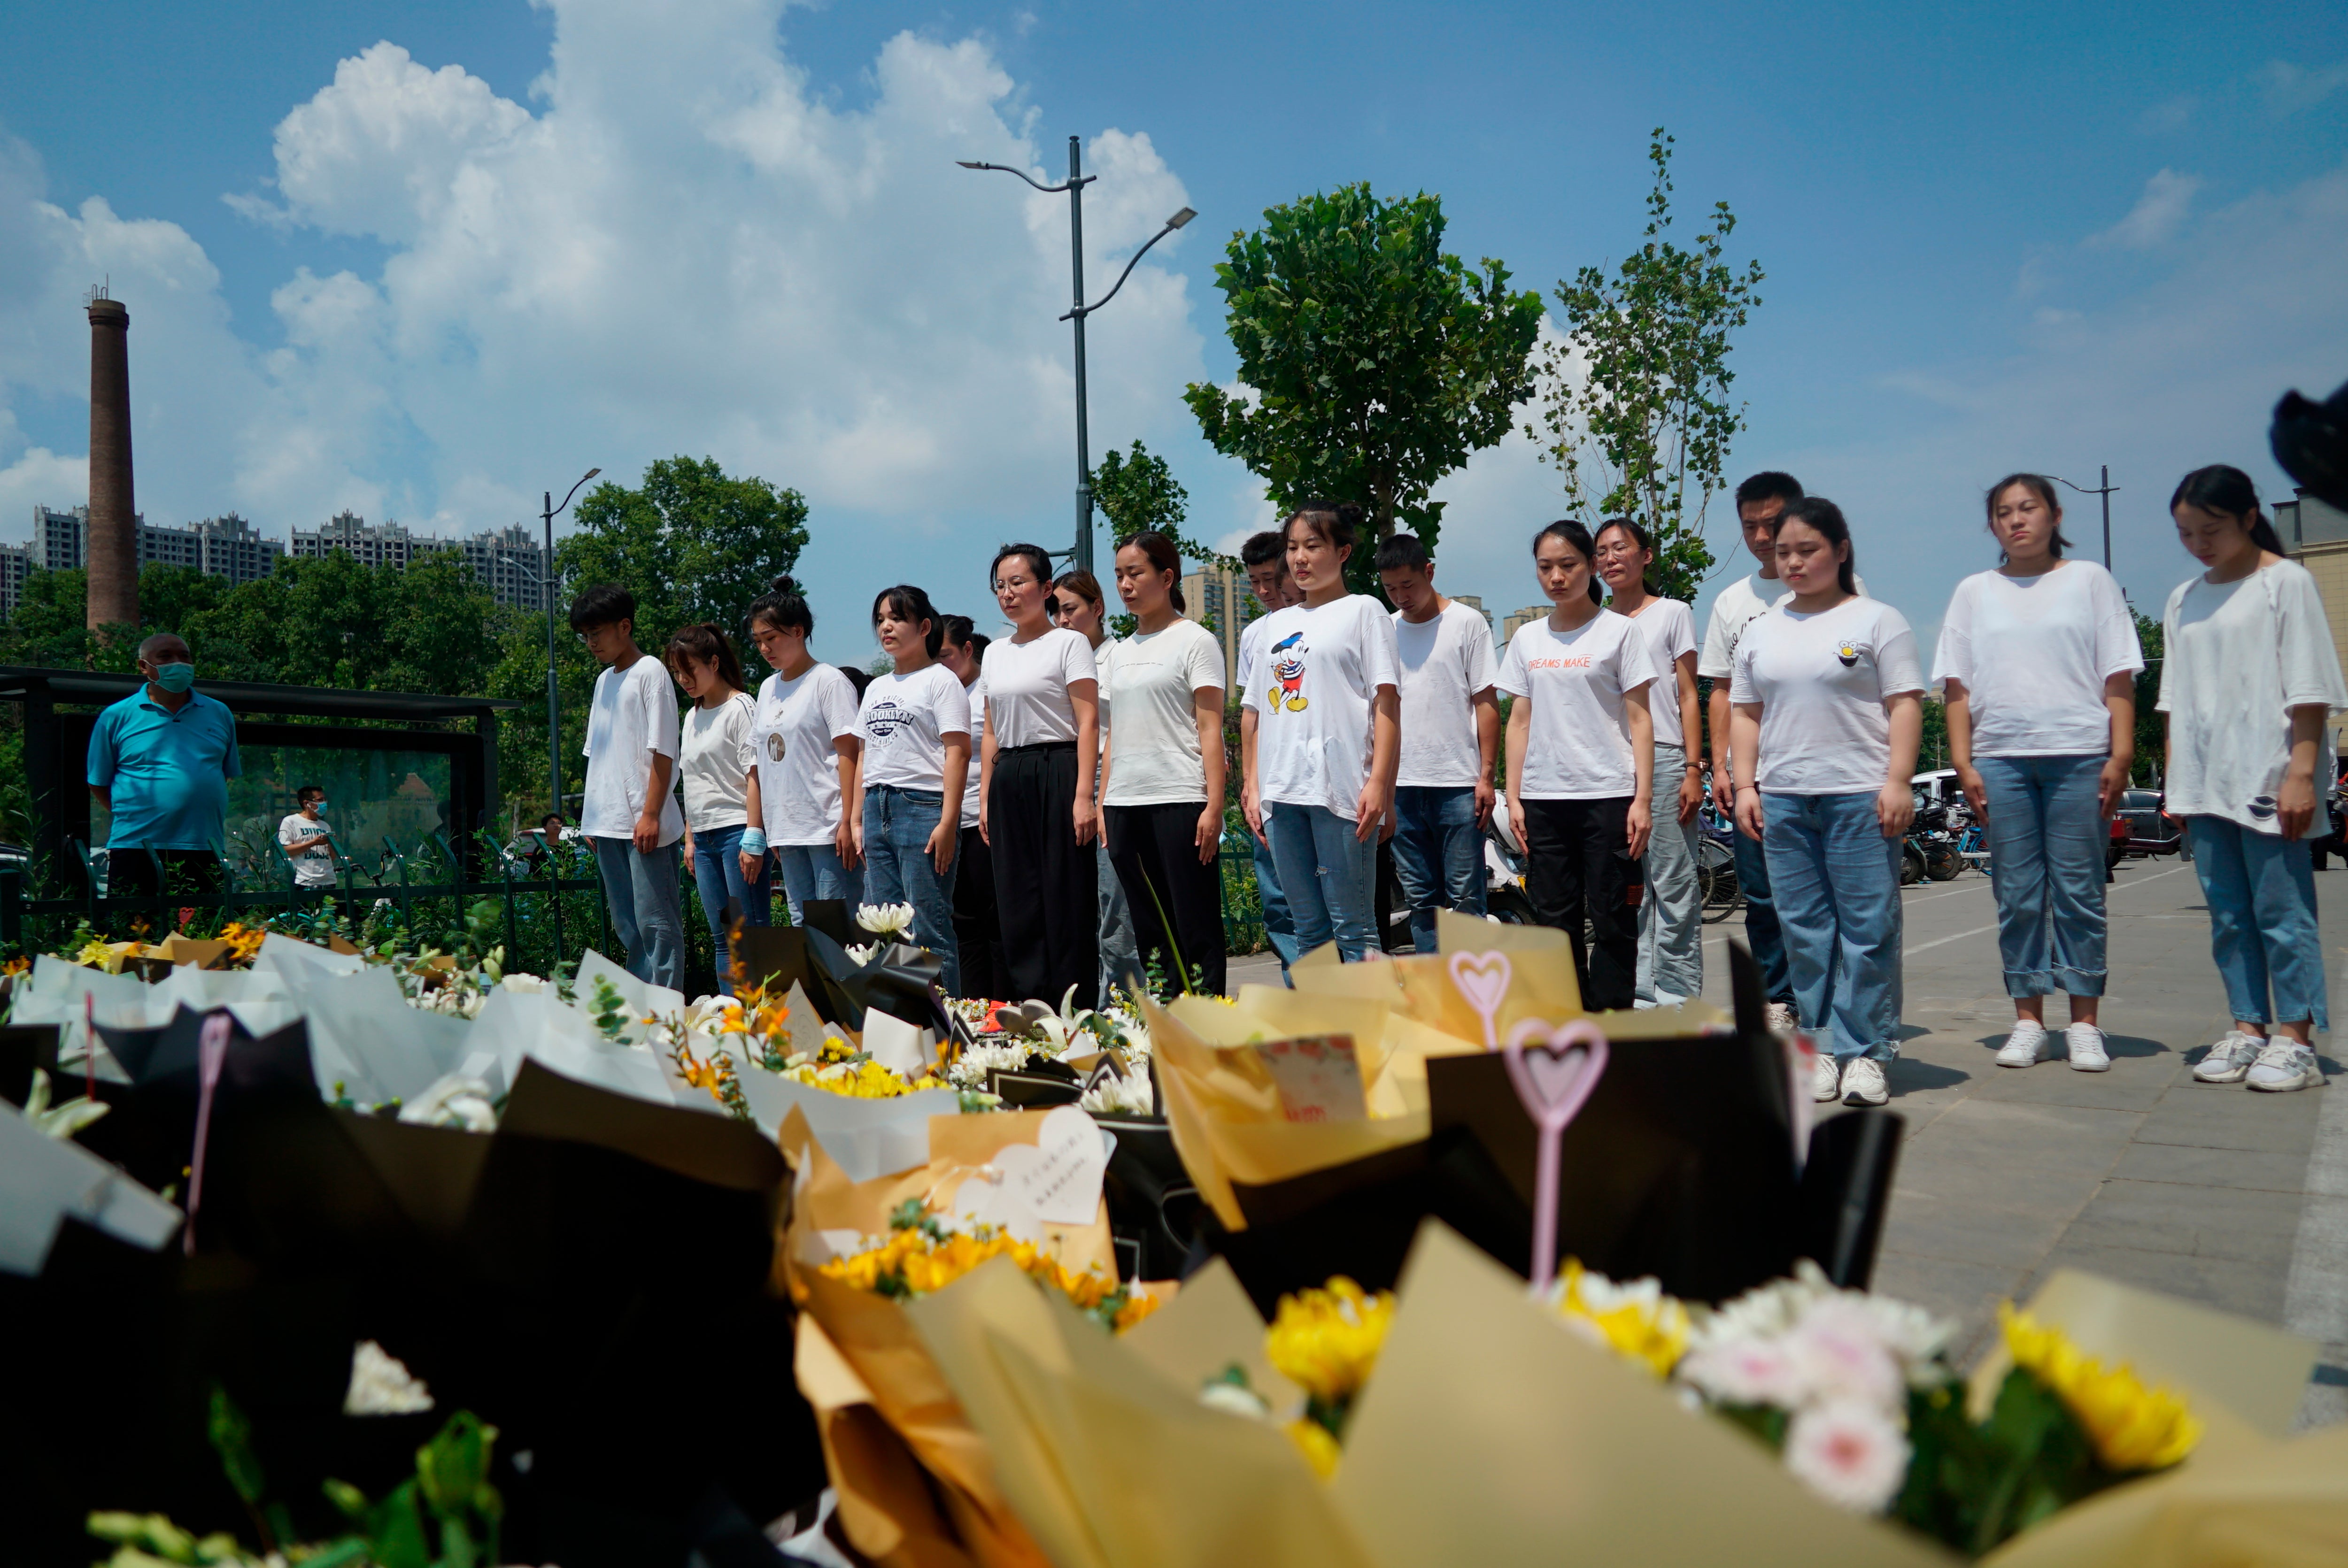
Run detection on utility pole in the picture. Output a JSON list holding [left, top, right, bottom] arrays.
[[959, 145, 1193, 579], [542, 469, 600, 817], [2053, 467, 2119, 569]]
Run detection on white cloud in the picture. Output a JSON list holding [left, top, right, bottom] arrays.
[[2260, 59, 2348, 114], [0, 3, 1205, 660], [2090, 168, 2202, 249]]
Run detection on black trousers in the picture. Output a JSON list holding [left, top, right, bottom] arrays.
[[990, 743, 1098, 1010], [1106, 801, 1228, 998], [1521, 796, 1645, 1011], [952, 824, 1010, 1002]]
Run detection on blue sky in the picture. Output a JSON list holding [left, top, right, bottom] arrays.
[[1, 0, 2344, 662]]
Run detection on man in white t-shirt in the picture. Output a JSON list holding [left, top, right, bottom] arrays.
[[1377, 532, 1498, 952], [572, 583, 687, 991], [1697, 471, 1805, 1028], [278, 784, 338, 890], [1237, 530, 1303, 972]]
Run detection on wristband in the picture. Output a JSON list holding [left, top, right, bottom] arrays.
[[738, 827, 769, 856]]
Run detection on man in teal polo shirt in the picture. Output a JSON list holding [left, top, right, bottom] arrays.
[[87, 632, 242, 902]]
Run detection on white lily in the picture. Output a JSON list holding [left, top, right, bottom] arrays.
[[21, 1067, 109, 1139]]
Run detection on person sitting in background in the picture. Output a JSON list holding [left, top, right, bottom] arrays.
[[87, 631, 241, 912], [572, 583, 687, 992], [278, 784, 337, 890]]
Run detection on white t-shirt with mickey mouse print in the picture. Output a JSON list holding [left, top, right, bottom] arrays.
[[1730, 596, 1925, 794]]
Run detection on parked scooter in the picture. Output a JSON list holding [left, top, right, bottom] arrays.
[[1483, 791, 1537, 925]]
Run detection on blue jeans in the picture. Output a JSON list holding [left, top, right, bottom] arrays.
[[1762, 792, 1903, 1062], [1390, 785, 1486, 953], [775, 841, 857, 926], [2188, 816, 2328, 1030], [860, 785, 960, 997], [688, 824, 772, 995], [1252, 830, 1300, 971], [590, 836, 687, 993], [1264, 801, 1379, 961], [1733, 818, 1793, 1005], [1976, 755, 2108, 998]]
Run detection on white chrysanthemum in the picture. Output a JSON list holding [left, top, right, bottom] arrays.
[[1784, 1295, 1906, 1412], [844, 942, 880, 968], [855, 902, 917, 938], [1783, 1399, 1910, 1514], [344, 1340, 433, 1416], [1080, 1071, 1154, 1116], [947, 1038, 1037, 1090], [398, 1076, 498, 1133], [1676, 1335, 1807, 1409], [501, 972, 549, 993]]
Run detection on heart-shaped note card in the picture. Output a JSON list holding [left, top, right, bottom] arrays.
[[979, 1104, 1111, 1229], [1447, 950, 1513, 1047]]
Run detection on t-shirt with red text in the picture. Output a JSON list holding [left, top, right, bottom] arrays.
[[1496, 608, 1660, 799]]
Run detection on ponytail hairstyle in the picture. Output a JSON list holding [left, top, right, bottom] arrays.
[[872, 584, 945, 657], [745, 572, 813, 638], [666, 622, 746, 692], [1532, 520, 1606, 605], [1774, 496, 1858, 594], [1119, 530, 1187, 614], [990, 542, 1056, 593], [2170, 464, 2287, 555], [1592, 516, 1661, 595], [1285, 499, 1364, 554], [1983, 474, 2072, 561]]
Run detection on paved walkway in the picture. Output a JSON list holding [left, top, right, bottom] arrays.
[[1224, 854, 2348, 1425]]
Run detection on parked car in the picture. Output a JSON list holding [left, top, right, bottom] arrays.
[[2114, 789, 2185, 856], [2108, 808, 2129, 871]]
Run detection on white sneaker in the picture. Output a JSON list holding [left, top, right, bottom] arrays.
[[2192, 1031, 2264, 1084], [1840, 1058, 1890, 1107], [1811, 1052, 1841, 1102], [2064, 1023, 2111, 1072], [1766, 1001, 1798, 1036], [1996, 1021, 2049, 1068], [2245, 1039, 2324, 1093]]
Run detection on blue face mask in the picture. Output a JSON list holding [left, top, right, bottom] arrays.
[[153, 662, 196, 694]]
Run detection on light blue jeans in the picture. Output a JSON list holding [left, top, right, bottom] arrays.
[[774, 841, 857, 926], [860, 785, 960, 998], [1251, 830, 1300, 971], [2188, 816, 2328, 1030], [1390, 784, 1486, 953], [1264, 801, 1380, 961], [688, 824, 771, 996], [590, 836, 687, 992], [1976, 754, 2108, 998], [1762, 791, 1904, 1062]]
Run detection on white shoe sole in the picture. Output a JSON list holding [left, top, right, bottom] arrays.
[[2247, 1069, 2323, 1093], [2068, 1053, 2110, 1073], [1995, 1048, 2042, 1069], [2194, 1065, 2251, 1085]]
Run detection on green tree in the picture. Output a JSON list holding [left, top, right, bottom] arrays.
[[1531, 129, 1765, 602], [560, 456, 810, 675], [1185, 184, 1543, 588], [2133, 609, 2163, 785], [1093, 440, 1235, 571]]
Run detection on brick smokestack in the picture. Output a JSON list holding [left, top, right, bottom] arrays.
[[85, 292, 138, 633]]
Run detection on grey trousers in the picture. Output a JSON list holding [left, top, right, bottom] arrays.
[[1099, 840, 1140, 1000], [1637, 741, 1705, 1005]]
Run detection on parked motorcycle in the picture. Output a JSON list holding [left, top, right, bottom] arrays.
[[1483, 792, 1537, 925]]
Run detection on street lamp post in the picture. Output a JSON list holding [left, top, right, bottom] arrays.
[[959, 138, 1193, 576], [542, 468, 600, 818], [2051, 466, 2119, 569]]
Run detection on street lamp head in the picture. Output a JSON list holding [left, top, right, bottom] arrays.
[[583, 467, 601, 481], [1166, 207, 1196, 230], [956, 161, 986, 169]]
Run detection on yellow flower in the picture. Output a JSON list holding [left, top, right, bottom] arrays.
[[816, 1220, 1158, 1330], [1553, 1258, 1690, 1379], [1999, 1304, 2200, 1472], [1265, 1277, 1395, 1407], [1285, 1417, 1341, 1477], [217, 922, 267, 964], [782, 1057, 950, 1099]]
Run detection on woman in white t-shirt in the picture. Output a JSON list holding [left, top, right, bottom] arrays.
[[1499, 520, 1656, 1009], [1102, 530, 1228, 995], [854, 584, 972, 996], [667, 624, 765, 993], [1936, 477, 2144, 1073], [1052, 567, 1143, 999], [1242, 502, 1401, 962], [743, 576, 863, 928], [278, 784, 338, 891], [980, 543, 1102, 1008], [1730, 499, 1924, 1108], [2163, 466, 2348, 1094], [1596, 518, 1703, 1006]]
